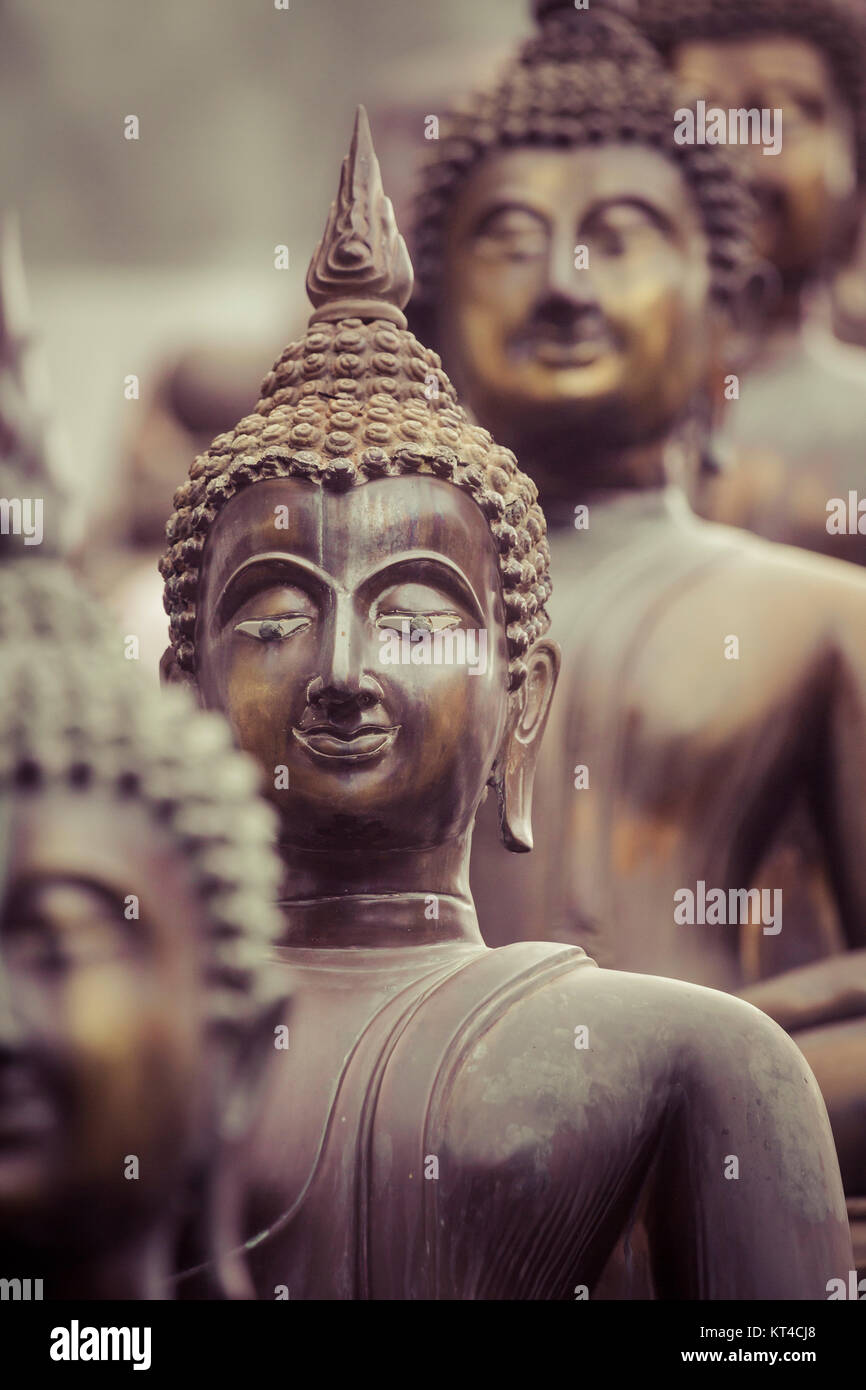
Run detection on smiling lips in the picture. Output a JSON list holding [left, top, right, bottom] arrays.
[[514, 324, 616, 369], [293, 724, 400, 762], [532, 338, 612, 368]]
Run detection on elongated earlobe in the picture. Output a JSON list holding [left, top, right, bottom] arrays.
[[494, 639, 560, 852]]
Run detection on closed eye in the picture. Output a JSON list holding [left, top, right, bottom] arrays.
[[234, 615, 312, 642], [3, 879, 139, 974], [376, 612, 462, 634], [472, 206, 550, 262]]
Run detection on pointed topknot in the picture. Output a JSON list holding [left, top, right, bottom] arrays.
[[306, 106, 413, 329]]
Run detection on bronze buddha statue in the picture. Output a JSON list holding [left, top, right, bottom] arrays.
[[410, 3, 866, 1261], [160, 107, 852, 1299], [0, 564, 286, 1299], [640, 0, 866, 567]]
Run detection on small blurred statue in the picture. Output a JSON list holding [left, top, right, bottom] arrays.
[[0, 564, 286, 1298]]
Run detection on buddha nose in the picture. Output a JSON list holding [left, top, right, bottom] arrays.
[[305, 594, 386, 715], [543, 226, 600, 307], [305, 671, 385, 717]]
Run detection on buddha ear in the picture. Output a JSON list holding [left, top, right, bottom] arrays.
[[493, 638, 560, 853], [160, 644, 203, 705], [722, 261, 778, 366]]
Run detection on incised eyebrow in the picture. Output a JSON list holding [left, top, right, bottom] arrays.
[[215, 553, 332, 629], [359, 552, 485, 624]]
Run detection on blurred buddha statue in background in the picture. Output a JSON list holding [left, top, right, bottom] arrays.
[[641, 0, 866, 567]]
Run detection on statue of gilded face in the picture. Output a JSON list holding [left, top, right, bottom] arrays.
[[670, 35, 857, 279], [194, 473, 541, 852], [437, 143, 717, 457], [0, 790, 213, 1257]]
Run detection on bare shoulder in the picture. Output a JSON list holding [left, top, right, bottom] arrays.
[[452, 961, 823, 1130], [444, 962, 799, 1155], [476, 955, 788, 1047], [708, 519, 866, 617], [657, 974, 821, 1091], [674, 520, 866, 690], [438, 957, 846, 1274]]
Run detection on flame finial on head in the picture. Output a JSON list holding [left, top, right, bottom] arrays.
[[306, 106, 413, 329]]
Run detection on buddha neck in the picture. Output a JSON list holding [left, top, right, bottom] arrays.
[[276, 831, 485, 948], [276, 893, 483, 949], [750, 269, 825, 365], [515, 433, 673, 528], [769, 283, 808, 335], [753, 290, 809, 365]]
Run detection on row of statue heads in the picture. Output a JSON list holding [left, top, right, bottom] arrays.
[[2, 0, 866, 1299]]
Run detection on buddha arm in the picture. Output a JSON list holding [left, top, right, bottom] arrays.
[[644, 989, 852, 1299], [739, 600, 866, 1032], [450, 968, 850, 1298], [738, 952, 866, 1032], [814, 603, 866, 956], [787, 1015, 866, 1197]]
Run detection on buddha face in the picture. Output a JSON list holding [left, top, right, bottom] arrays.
[[438, 144, 714, 453], [671, 35, 857, 278], [193, 475, 511, 851], [0, 791, 212, 1251]]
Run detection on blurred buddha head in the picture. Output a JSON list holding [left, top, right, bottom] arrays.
[[641, 0, 866, 289], [0, 565, 284, 1298], [409, 3, 754, 481], [161, 109, 557, 859]]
